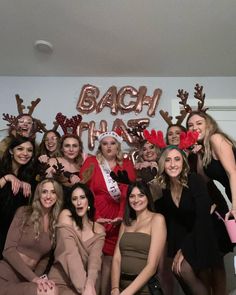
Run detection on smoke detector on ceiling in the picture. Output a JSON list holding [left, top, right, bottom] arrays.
[[34, 40, 53, 53]]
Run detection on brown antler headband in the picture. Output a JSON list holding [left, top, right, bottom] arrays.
[[2, 94, 46, 137], [160, 84, 208, 127], [159, 88, 188, 126]]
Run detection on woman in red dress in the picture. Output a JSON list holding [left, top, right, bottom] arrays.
[[80, 131, 136, 295]]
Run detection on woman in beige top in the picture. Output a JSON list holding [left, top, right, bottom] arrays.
[[0, 178, 64, 295], [48, 182, 105, 295]]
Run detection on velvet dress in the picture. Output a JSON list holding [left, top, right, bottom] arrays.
[[188, 153, 233, 253], [203, 149, 236, 204], [155, 173, 221, 271], [80, 156, 136, 255]]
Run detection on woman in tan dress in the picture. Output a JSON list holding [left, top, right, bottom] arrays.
[[111, 181, 166, 295]]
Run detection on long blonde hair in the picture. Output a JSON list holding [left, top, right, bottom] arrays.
[[186, 111, 236, 166], [96, 139, 123, 166], [158, 147, 189, 189], [24, 179, 63, 245]]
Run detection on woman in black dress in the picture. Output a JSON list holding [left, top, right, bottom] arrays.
[[156, 146, 224, 295], [187, 111, 236, 219]]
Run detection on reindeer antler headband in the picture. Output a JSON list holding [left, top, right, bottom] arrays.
[[15, 94, 41, 115], [159, 89, 188, 127], [2, 94, 47, 136], [192, 84, 208, 113], [178, 83, 209, 113], [178, 83, 208, 113], [143, 129, 199, 151], [160, 83, 208, 127], [55, 112, 82, 136], [126, 121, 149, 147]]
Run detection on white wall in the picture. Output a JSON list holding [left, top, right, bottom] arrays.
[[1, 76, 236, 154]]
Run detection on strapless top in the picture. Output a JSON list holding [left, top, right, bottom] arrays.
[[119, 232, 151, 275]]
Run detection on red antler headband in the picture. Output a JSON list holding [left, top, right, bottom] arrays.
[[143, 129, 199, 150], [178, 131, 199, 149], [143, 129, 167, 148]]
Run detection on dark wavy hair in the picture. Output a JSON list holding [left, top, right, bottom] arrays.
[[124, 181, 155, 226], [0, 136, 36, 182], [165, 124, 187, 145], [66, 182, 95, 230]]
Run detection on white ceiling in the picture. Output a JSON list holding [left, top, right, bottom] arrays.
[[1, 0, 236, 77]]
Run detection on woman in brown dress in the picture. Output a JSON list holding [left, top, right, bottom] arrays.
[[111, 181, 166, 295]]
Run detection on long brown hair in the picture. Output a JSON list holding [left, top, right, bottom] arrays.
[[158, 147, 189, 189]]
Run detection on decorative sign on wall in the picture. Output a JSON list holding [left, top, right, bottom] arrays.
[[76, 84, 162, 150]]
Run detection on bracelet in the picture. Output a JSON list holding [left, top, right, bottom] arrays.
[[3, 176, 7, 182]]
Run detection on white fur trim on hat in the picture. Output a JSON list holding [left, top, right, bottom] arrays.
[[97, 131, 123, 143]]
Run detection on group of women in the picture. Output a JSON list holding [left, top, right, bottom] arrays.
[[0, 106, 236, 295]]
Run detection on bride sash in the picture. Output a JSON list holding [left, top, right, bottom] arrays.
[[99, 159, 121, 202]]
